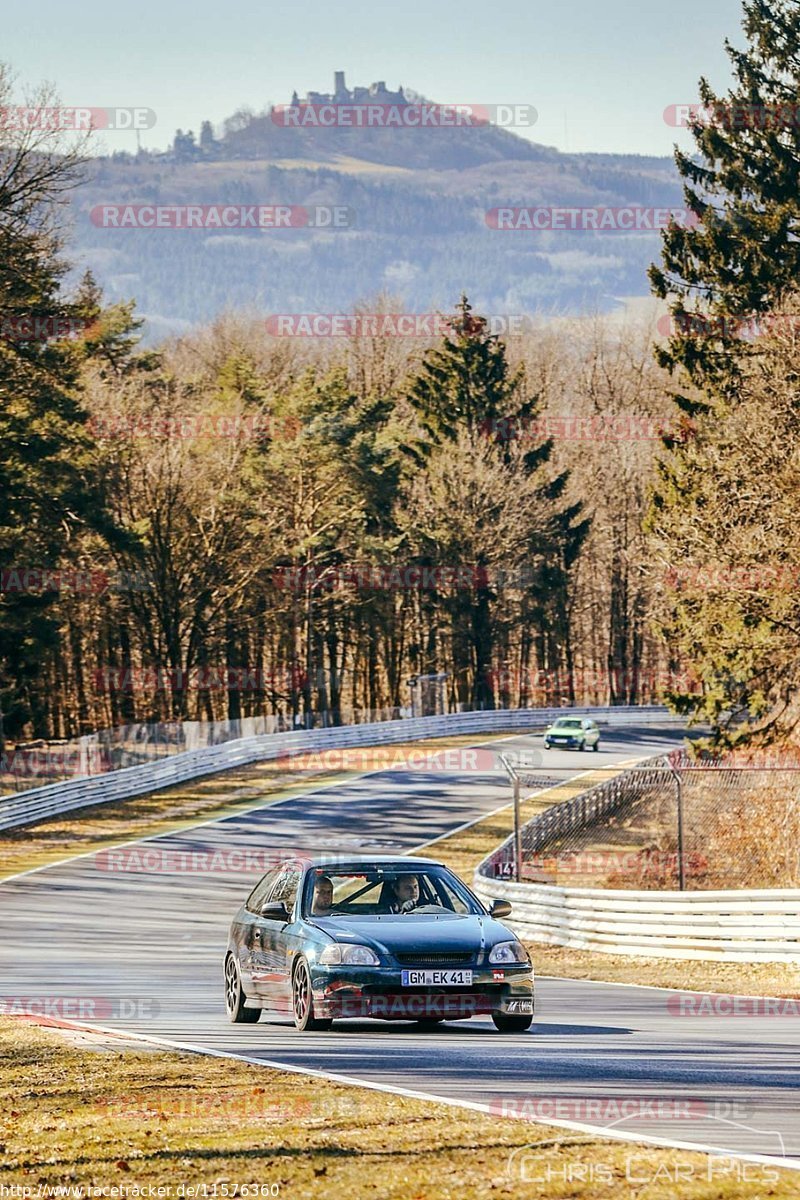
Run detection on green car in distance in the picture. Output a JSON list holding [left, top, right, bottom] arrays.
[[543, 716, 601, 752]]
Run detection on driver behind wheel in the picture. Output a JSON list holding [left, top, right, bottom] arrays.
[[311, 874, 334, 916], [386, 874, 420, 913]]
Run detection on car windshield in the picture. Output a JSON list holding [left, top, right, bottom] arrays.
[[554, 719, 582, 729], [303, 865, 482, 918]]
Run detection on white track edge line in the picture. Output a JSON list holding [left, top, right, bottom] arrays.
[[13, 1014, 800, 1173]]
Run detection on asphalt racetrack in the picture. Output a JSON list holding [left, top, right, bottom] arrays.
[[2, 724, 798, 1169]]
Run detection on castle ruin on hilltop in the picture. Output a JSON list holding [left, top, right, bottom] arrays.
[[290, 72, 407, 107]]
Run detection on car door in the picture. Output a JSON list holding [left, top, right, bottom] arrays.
[[251, 862, 302, 1014], [238, 867, 282, 1000]]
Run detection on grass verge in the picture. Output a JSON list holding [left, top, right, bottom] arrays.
[[1, 1018, 796, 1198]]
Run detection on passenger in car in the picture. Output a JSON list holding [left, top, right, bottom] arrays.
[[311, 874, 334, 915]]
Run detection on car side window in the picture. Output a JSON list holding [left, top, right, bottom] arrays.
[[245, 868, 281, 915], [269, 864, 302, 917]]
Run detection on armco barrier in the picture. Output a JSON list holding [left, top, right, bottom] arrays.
[[0, 705, 680, 832], [473, 758, 800, 963]]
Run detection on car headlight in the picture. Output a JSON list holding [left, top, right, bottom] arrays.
[[319, 943, 380, 966], [489, 940, 528, 964]]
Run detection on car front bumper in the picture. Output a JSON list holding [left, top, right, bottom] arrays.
[[311, 964, 534, 1020]]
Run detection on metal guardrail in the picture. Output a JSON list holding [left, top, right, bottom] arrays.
[[0, 705, 680, 832], [474, 755, 800, 962]]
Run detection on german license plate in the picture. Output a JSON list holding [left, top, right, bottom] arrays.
[[400, 969, 473, 986]]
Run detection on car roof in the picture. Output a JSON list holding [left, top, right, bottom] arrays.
[[300, 854, 445, 870]]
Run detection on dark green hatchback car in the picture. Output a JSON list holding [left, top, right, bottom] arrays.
[[225, 855, 534, 1033]]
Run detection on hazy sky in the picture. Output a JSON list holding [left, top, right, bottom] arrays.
[[5, 0, 744, 157]]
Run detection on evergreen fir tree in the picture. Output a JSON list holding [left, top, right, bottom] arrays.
[[650, 0, 800, 407], [405, 296, 589, 708]]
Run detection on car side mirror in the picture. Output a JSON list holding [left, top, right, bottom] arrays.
[[490, 899, 512, 918], [260, 900, 289, 921]]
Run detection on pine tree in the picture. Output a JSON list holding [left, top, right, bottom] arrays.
[[0, 72, 106, 746], [649, 0, 800, 407], [405, 296, 589, 708], [647, 2, 800, 745]]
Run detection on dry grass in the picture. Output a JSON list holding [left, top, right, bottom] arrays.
[[1, 1018, 796, 1198], [531, 945, 800, 997]]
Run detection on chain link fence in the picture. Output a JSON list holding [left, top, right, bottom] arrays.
[[492, 750, 800, 891]]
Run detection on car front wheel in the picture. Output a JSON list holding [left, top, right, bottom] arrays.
[[592, 740, 600, 752], [492, 1010, 533, 1033], [225, 954, 261, 1023], [293, 958, 333, 1032]]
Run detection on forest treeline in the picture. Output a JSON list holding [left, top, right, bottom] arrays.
[[0, 258, 683, 739]]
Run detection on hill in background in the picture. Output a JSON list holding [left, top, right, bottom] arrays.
[[68, 74, 682, 339]]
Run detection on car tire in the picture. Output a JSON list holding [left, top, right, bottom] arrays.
[[492, 1010, 533, 1033], [225, 954, 261, 1024], [578, 740, 586, 751], [292, 958, 332, 1032], [416, 1017, 445, 1030], [593, 740, 600, 752]]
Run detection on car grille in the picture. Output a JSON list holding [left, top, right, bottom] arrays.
[[395, 952, 474, 966]]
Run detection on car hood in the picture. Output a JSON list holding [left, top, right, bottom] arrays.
[[310, 912, 514, 955]]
